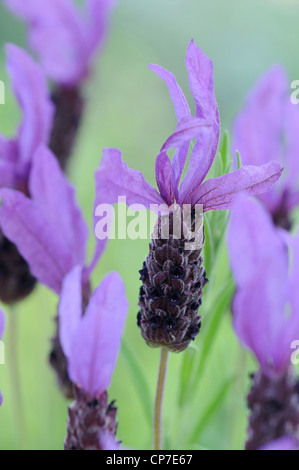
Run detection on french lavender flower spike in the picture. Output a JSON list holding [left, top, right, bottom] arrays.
[[0, 310, 5, 406], [228, 196, 299, 450], [96, 40, 283, 354], [0, 145, 107, 398], [59, 268, 128, 450], [233, 66, 299, 230], [4, 0, 117, 170], [0, 45, 54, 305]]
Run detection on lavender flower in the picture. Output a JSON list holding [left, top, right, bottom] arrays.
[[0, 310, 5, 407], [59, 267, 128, 450], [232, 67, 299, 230], [4, 0, 116, 86], [95, 40, 283, 352], [228, 196, 299, 450], [259, 436, 299, 451], [0, 44, 54, 304], [4, 0, 116, 169], [0, 145, 107, 396]]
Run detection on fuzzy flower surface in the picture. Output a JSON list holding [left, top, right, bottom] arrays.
[[0, 145, 105, 295], [0, 310, 5, 406], [95, 41, 283, 212], [228, 196, 299, 378], [0, 44, 54, 192], [4, 0, 116, 86], [232, 67, 299, 229], [59, 267, 128, 450]]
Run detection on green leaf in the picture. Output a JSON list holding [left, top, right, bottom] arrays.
[[236, 151, 242, 170], [121, 340, 153, 429], [190, 278, 235, 394], [189, 375, 236, 443]]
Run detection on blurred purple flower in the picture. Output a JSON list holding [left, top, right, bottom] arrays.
[[0, 310, 5, 406], [228, 196, 299, 377], [95, 41, 283, 212], [228, 195, 299, 449], [0, 145, 106, 295], [0, 44, 54, 192], [233, 67, 299, 229], [60, 267, 128, 450], [4, 0, 116, 86], [259, 436, 298, 451]]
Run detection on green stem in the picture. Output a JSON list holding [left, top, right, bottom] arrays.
[[153, 348, 169, 450], [9, 305, 26, 449]]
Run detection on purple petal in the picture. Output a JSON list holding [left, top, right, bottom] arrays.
[[149, 64, 190, 122], [259, 436, 298, 451], [86, 0, 116, 57], [5, 44, 54, 175], [0, 310, 5, 340], [99, 431, 121, 451], [233, 259, 290, 377], [29, 146, 88, 267], [0, 160, 17, 189], [0, 188, 73, 294], [5, 0, 88, 85], [185, 40, 219, 123], [161, 116, 211, 153], [155, 152, 174, 205], [95, 148, 165, 208], [229, 197, 292, 376], [227, 196, 287, 288], [232, 66, 287, 167], [0, 391, 3, 407], [58, 266, 83, 360], [193, 161, 283, 211], [178, 41, 220, 202], [178, 128, 220, 204], [68, 272, 128, 397]]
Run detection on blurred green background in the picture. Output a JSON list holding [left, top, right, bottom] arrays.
[[0, 0, 299, 450]]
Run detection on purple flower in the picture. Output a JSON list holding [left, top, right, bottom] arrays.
[[232, 67, 299, 229], [228, 196, 299, 449], [0, 310, 5, 406], [0, 145, 106, 295], [259, 436, 298, 451], [95, 41, 282, 212], [59, 266, 128, 450], [0, 44, 54, 192], [228, 196, 299, 377], [4, 0, 116, 86]]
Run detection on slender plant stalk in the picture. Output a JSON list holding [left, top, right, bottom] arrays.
[[153, 348, 169, 450], [9, 305, 26, 449]]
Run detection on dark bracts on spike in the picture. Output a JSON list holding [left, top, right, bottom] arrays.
[[0, 231, 36, 304], [246, 369, 299, 450], [64, 388, 118, 450], [50, 86, 84, 171], [137, 212, 206, 353]]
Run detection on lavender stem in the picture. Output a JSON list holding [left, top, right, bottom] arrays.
[[9, 305, 26, 449], [153, 348, 169, 450]]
